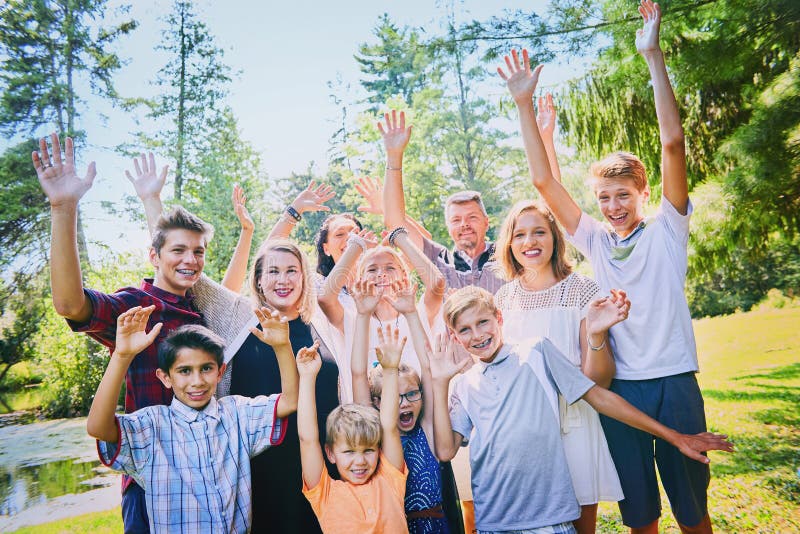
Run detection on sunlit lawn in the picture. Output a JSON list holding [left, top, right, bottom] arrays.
[[11, 307, 800, 533]]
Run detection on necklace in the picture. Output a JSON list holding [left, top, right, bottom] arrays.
[[372, 310, 401, 330]]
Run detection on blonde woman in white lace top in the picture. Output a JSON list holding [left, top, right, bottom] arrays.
[[494, 199, 628, 534]]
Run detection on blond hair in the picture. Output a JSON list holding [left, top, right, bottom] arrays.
[[589, 151, 648, 192], [494, 200, 573, 282], [325, 403, 382, 448], [250, 239, 315, 324], [356, 246, 409, 280], [368, 363, 421, 400], [443, 286, 498, 330]]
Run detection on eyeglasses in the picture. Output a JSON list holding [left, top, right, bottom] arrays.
[[374, 389, 423, 405]]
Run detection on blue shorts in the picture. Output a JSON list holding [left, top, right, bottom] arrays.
[[600, 372, 710, 528], [121, 481, 150, 534]]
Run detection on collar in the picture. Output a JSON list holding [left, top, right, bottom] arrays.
[[141, 278, 195, 304], [610, 219, 648, 245], [453, 242, 494, 270], [170, 395, 220, 422], [475, 343, 512, 374]]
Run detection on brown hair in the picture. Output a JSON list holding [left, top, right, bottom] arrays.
[[325, 403, 382, 448], [151, 206, 214, 253], [250, 239, 315, 324], [589, 151, 648, 192], [368, 363, 421, 400], [444, 190, 488, 217], [494, 200, 573, 282], [443, 286, 498, 330]]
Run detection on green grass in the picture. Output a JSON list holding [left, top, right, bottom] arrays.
[[11, 307, 800, 533]]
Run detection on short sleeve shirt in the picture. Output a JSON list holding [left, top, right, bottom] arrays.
[[566, 198, 698, 379], [449, 341, 594, 531], [421, 237, 505, 294], [303, 453, 408, 533], [67, 279, 204, 413], [97, 394, 285, 534]]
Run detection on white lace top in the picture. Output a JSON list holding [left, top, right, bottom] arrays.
[[495, 273, 600, 367]]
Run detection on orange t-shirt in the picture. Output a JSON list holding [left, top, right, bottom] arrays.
[[302, 453, 408, 533]]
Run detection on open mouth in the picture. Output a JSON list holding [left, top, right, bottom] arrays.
[[274, 288, 292, 298], [472, 338, 491, 349], [186, 391, 207, 401], [522, 249, 542, 258], [177, 269, 197, 277], [399, 411, 414, 426], [608, 213, 628, 224]]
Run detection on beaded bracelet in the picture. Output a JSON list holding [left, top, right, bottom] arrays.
[[388, 226, 408, 247], [346, 233, 367, 253]]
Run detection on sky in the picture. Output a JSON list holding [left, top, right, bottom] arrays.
[[34, 0, 589, 257]]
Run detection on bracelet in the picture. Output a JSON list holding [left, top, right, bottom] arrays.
[[387, 226, 408, 247], [587, 334, 606, 351], [285, 205, 302, 221], [281, 212, 298, 225], [386, 165, 402, 171], [346, 233, 367, 253]]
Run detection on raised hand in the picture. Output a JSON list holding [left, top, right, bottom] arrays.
[[586, 289, 631, 335], [351, 278, 383, 315], [250, 307, 290, 348], [497, 49, 544, 106], [355, 176, 384, 215], [635, 0, 662, 56], [114, 306, 163, 360], [673, 431, 734, 464], [375, 324, 406, 371], [291, 181, 335, 215], [385, 278, 417, 315], [33, 133, 97, 208], [232, 184, 255, 232], [125, 152, 167, 201], [296, 340, 322, 377], [536, 93, 557, 139], [430, 333, 470, 382], [377, 110, 412, 158]]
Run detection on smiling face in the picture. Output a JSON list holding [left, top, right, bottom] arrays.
[[360, 250, 403, 292], [258, 250, 303, 318], [446, 200, 489, 255], [156, 347, 224, 410], [451, 305, 504, 363], [322, 216, 359, 264], [325, 437, 380, 485], [510, 211, 555, 275], [595, 177, 649, 238], [150, 229, 206, 296]]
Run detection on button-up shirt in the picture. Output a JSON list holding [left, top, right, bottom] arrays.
[[422, 237, 505, 294], [98, 394, 285, 534]]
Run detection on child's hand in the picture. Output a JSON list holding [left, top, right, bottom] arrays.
[[375, 324, 406, 371], [351, 278, 383, 315], [586, 289, 630, 335], [355, 176, 384, 215], [114, 306, 162, 360], [232, 184, 254, 232], [430, 333, 469, 382], [385, 278, 417, 315], [250, 307, 290, 348], [635, 0, 662, 57], [673, 431, 734, 464], [536, 93, 557, 139], [497, 49, 544, 106], [125, 152, 167, 202], [377, 110, 411, 158], [296, 340, 322, 377], [290, 181, 335, 215], [33, 133, 97, 208]]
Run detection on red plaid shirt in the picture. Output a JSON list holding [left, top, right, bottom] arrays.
[[68, 279, 205, 413]]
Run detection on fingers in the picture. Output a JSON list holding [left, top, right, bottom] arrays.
[[39, 136, 52, 167], [64, 137, 74, 167], [297, 340, 321, 360], [51, 133, 63, 166], [133, 155, 142, 176]]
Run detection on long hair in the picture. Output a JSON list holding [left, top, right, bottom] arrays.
[[315, 214, 363, 277], [494, 199, 572, 282], [250, 239, 315, 323]]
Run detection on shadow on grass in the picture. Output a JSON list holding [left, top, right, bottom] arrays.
[[733, 362, 800, 381], [702, 387, 800, 405]]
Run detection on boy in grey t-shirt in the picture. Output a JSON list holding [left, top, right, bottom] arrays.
[[430, 287, 733, 533]]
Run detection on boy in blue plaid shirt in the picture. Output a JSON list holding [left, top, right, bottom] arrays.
[[87, 304, 306, 533]]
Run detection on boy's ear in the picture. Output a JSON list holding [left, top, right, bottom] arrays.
[[155, 368, 172, 389], [495, 309, 504, 327], [148, 247, 160, 269], [216, 363, 226, 381], [324, 444, 336, 465]]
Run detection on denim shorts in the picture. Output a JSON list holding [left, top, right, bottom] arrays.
[[600, 372, 710, 528], [121, 481, 150, 534]]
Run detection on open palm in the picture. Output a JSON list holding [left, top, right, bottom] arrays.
[[635, 0, 662, 56], [497, 49, 543, 105], [33, 134, 96, 207], [251, 307, 290, 347]]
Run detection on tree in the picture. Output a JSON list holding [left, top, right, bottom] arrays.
[[0, 0, 137, 266], [125, 0, 231, 201]]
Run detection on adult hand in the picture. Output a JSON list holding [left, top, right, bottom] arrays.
[[290, 181, 335, 215], [232, 184, 255, 232], [355, 176, 384, 215], [586, 289, 631, 335], [33, 133, 97, 208], [497, 49, 544, 106], [536, 93, 557, 139], [673, 431, 734, 464], [377, 110, 411, 159], [635, 0, 662, 57], [125, 152, 167, 201]]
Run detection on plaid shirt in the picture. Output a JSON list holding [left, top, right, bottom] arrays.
[[68, 279, 204, 413], [421, 237, 506, 294], [98, 394, 286, 533]]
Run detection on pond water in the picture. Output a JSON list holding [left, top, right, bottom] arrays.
[[0, 417, 120, 531]]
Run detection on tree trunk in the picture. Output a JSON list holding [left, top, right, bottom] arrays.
[[175, 0, 188, 200]]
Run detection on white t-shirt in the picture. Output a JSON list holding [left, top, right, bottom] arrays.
[[567, 198, 698, 380]]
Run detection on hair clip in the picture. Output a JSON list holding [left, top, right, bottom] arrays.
[[371, 360, 381, 368]]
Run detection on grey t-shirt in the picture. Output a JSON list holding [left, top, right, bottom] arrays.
[[449, 340, 595, 531]]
